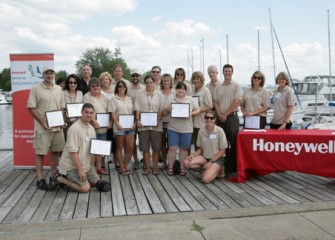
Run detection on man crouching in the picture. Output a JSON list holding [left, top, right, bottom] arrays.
[[50, 103, 110, 192]]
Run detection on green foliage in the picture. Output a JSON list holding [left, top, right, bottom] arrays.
[[0, 68, 11, 91], [75, 47, 130, 79], [55, 70, 68, 80]]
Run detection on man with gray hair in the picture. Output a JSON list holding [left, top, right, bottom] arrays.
[[205, 65, 221, 97]]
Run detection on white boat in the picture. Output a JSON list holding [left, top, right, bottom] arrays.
[[0, 89, 9, 105], [5, 91, 12, 104]]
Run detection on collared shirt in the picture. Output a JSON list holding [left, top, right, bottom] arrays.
[[127, 83, 145, 103], [205, 80, 221, 97], [197, 125, 228, 159], [271, 86, 295, 124], [213, 80, 242, 114], [192, 86, 213, 128], [160, 88, 176, 128], [59, 120, 96, 174], [27, 81, 65, 133], [242, 87, 270, 117]]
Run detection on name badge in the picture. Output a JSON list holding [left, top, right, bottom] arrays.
[[210, 133, 217, 140], [85, 136, 90, 142]]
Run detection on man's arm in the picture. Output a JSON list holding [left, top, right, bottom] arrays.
[[28, 108, 50, 130]]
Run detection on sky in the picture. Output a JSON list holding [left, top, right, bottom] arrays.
[[1, 0, 335, 85]]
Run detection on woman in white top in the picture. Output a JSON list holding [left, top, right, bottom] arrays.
[[241, 71, 270, 129], [100, 72, 114, 99], [270, 72, 295, 130], [109, 81, 136, 175]]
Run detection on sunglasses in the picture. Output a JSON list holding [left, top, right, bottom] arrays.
[[253, 76, 262, 80], [69, 82, 77, 85], [205, 116, 215, 120], [176, 73, 184, 76], [152, 71, 160, 73], [91, 85, 100, 88], [131, 74, 139, 77], [118, 85, 126, 89], [145, 81, 154, 84]]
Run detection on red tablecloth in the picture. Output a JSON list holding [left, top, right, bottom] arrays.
[[237, 129, 335, 182]]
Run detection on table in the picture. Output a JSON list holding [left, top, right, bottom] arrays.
[[236, 129, 335, 182]]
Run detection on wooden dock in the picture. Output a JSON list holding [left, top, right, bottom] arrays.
[[1, 150, 335, 225]]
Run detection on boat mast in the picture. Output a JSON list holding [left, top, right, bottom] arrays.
[[269, 8, 276, 80]]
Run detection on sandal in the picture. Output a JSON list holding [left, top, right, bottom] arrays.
[[142, 169, 150, 175], [167, 168, 173, 176], [152, 169, 159, 175], [180, 169, 186, 176]]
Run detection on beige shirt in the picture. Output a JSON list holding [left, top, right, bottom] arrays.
[[271, 86, 295, 124], [134, 89, 164, 132], [241, 87, 270, 117], [160, 88, 176, 128], [63, 90, 83, 123], [213, 80, 242, 114], [111, 78, 131, 93], [108, 95, 134, 133], [127, 83, 145, 103], [205, 80, 221, 98], [192, 86, 213, 128], [166, 95, 198, 133], [27, 82, 65, 133], [59, 120, 96, 175], [197, 125, 228, 159], [173, 82, 193, 96], [83, 92, 109, 134]]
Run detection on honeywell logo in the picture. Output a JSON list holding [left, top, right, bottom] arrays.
[[253, 139, 335, 155]]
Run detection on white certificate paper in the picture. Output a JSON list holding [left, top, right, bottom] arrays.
[[45, 110, 64, 128], [96, 113, 110, 128], [192, 96, 200, 109], [119, 114, 134, 129], [244, 116, 261, 129], [171, 103, 190, 118], [66, 103, 84, 118], [90, 139, 112, 156], [140, 112, 158, 126]]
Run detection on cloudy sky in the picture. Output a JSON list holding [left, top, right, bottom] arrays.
[[1, 0, 335, 85]]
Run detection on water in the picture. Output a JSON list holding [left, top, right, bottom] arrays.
[[0, 104, 13, 150]]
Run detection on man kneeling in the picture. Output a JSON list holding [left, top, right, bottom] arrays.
[[50, 103, 110, 192]]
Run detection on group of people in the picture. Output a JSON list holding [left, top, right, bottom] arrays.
[[27, 63, 295, 192]]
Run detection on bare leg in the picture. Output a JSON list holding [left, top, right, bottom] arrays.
[[202, 163, 222, 184], [168, 146, 177, 171], [124, 134, 134, 171], [57, 176, 90, 193], [152, 151, 159, 173], [50, 151, 59, 176], [35, 154, 44, 180], [143, 151, 151, 174], [179, 148, 188, 171], [116, 135, 126, 172]]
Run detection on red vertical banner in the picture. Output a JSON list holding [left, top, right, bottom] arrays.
[[10, 53, 54, 168]]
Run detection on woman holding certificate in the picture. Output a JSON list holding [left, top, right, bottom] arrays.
[[184, 111, 228, 183], [164, 82, 200, 176], [63, 74, 83, 140], [241, 71, 270, 129], [134, 75, 164, 175], [108, 81, 136, 175], [83, 78, 110, 175], [191, 71, 212, 148]]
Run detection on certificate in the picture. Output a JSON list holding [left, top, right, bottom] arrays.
[[171, 103, 190, 118], [96, 113, 110, 128], [192, 96, 200, 109], [140, 112, 158, 126], [45, 110, 64, 128], [66, 103, 84, 118], [118, 114, 134, 129], [90, 139, 112, 156], [244, 116, 261, 129]]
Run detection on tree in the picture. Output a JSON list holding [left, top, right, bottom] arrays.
[[75, 47, 130, 79], [0, 68, 11, 91]]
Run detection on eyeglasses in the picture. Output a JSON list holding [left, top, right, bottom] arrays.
[[131, 74, 139, 77], [152, 71, 160, 74], [176, 73, 184, 76], [69, 82, 77, 85], [91, 85, 100, 88], [176, 88, 186, 91], [205, 116, 215, 120], [118, 85, 126, 89], [145, 81, 154, 84], [253, 76, 262, 80]]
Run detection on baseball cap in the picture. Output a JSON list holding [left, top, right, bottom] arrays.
[[131, 69, 141, 75], [42, 66, 55, 73]]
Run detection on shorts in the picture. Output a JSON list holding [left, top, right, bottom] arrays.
[[33, 131, 65, 155], [96, 133, 107, 140], [207, 156, 225, 167], [138, 130, 162, 152], [167, 129, 192, 149], [114, 130, 136, 136], [66, 167, 100, 187]]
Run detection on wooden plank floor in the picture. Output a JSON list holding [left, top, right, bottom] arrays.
[[1, 150, 335, 224]]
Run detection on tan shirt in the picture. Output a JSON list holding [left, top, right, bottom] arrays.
[[271, 86, 295, 124], [83, 92, 109, 134], [213, 80, 242, 114], [27, 82, 65, 133], [63, 90, 83, 123], [160, 88, 176, 128], [127, 83, 145, 103], [108, 95, 134, 133], [241, 87, 270, 117], [173, 82, 193, 96], [205, 80, 221, 98], [134, 89, 164, 132], [166, 95, 198, 133], [59, 120, 96, 174], [192, 86, 213, 128], [197, 125, 228, 159]]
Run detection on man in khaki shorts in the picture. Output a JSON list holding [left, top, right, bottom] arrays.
[[49, 103, 110, 192], [27, 66, 66, 190]]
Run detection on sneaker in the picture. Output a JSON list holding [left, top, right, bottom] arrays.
[[36, 178, 48, 191], [96, 180, 111, 192], [97, 168, 109, 175], [133, 161, 140, 170], [49, 173, 60, 190]]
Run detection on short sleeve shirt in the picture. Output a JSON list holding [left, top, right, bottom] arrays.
[[197, 125, 228, 159], [108, 94, 134, 133], [213, 80, 242, 114], [271, 86, 295, 124], [241, 87, 270, 117], [192, 86, 213, 128], [59, 120, 96, 174], [127, 84, 145, 103], [27, 82, 65, 133]]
